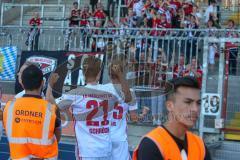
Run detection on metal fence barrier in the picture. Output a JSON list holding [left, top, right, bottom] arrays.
[[0, 27, 240, 139]]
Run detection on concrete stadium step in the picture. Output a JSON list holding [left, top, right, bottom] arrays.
[[228, 120, 240, 127], [25, 11, 65, 17], [127, 123, 154, 149], [221, 141, 240, 151], [0, 81, 15, 94], [223, 125, 240, 132], [221, 10, 240, 25], [228, 91, 240, 96], [213, 149, 240, 160], [212, 158, 225, 160], [226, 104, 240, 112], [233, 112, 240, 119]]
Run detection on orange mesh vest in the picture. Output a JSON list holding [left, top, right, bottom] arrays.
[[3, 97, 58, 160], [132, 127, 205, 160]]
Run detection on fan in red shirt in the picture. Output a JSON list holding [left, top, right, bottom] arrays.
[[150, 11, 161, 36], [69, 1, 81, 27], [93, 3, 106, 20], [80, 5, 91, 27], [173, 55, 186, 78], [105, 17, 117, 35], [170, 0, 182, 10], [183, 57, 203, 88], [152, 12, 161, 27], [27, 12, 42, 51], [127, 0, 137, 9], [29, 13, 41, 27], [182, 1, 193, 15], [225, 19, 239, 75], [134, 53, 152, 86], [151, 55, 167, 88], [169, 0, 182, 16], [158, 13, 171, 36], [141, 0, 152, 14], [153, 0, 165, 11]]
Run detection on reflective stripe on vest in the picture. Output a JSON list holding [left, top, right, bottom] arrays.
[[6, 101, 54, 146], [17, 155, 57, 160]]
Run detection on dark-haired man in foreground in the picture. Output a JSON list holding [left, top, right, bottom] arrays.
[[133, 76, 211, 160]]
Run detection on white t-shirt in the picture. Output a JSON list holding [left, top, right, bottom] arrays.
[[15, 90, 45, 98], [204, 5, 217, 23], [133, 1, 144, 17], [57, 84, 122, 158], [103, 83, 138, 142], [15, 90, 26, 98]]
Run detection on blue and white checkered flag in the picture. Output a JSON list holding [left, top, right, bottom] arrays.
[[0, 46, 17, 80]]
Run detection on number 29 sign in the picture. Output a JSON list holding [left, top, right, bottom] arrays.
[[202, 93, 221, 116]]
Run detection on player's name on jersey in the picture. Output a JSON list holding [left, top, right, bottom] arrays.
[[83, 94, 113, 99], [89, 127, 109, 134]]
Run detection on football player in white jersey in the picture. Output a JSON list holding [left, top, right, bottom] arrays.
[[106, 54, 142, 160], [49, 56, 132, 160]]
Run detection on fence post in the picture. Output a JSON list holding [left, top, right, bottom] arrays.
[[0, 4, 4, 26], [41, 5, 44, 19], [199, 37, 209, 138], [20, 5, 23, 27], [62, 5, 65, 27], [117, 0, 121, 24], [222, 41, 229, 121]]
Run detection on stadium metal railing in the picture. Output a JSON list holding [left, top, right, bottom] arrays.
[[0, 26, 240, 142]]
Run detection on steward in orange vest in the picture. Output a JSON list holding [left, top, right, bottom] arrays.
[[133, 77, 212, 160], [3, 65, 61, 160]]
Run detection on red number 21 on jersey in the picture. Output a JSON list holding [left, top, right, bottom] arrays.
[[86, 100, 109, 126]]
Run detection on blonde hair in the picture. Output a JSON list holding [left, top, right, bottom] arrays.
[[83, 56, 102, 79]]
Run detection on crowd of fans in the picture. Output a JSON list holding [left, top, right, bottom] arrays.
[[64, 0, 238, 125], [66, 0, 226, 65], [26, 0, 238, 125], [68, 0, 221, 30]]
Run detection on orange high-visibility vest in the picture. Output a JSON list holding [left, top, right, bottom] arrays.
[[3, 97, 58, 160], [132, 127, 205, 160]]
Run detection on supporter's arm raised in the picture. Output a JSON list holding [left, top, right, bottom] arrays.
[[46, 73, 59, 105], [112, 64, 132, 103]]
